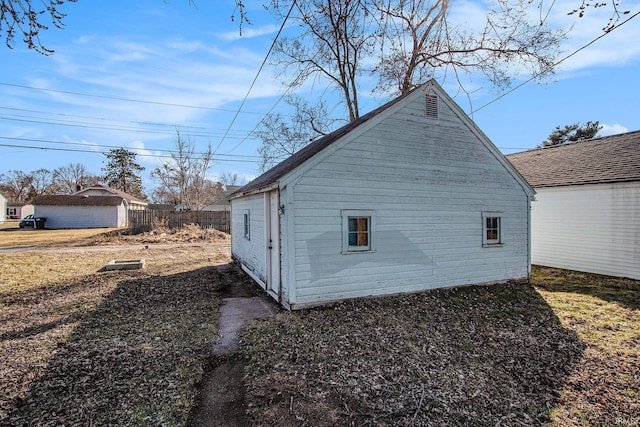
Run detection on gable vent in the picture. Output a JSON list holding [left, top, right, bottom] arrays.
[[425, 94, 438, 119]]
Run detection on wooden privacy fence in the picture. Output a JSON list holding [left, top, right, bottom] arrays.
[[128, 210, 230, 234]]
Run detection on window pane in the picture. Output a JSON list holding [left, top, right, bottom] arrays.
[[347, 216, 370, 248], [349, 232, 357, 246], [358, 230, 368, 246]]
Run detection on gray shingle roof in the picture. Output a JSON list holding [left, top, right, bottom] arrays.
[[74, 186, 147, 205], [32, 195, 125, 207], [506, 130, 640, 187]]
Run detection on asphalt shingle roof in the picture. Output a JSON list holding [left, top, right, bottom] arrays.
[[32, 195, 125, 207], [506, 130, 640, 187]]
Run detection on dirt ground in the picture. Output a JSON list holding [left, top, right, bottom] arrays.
[[0, 227, 272, 427]]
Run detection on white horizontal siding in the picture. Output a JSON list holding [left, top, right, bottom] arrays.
[[33, 206, 122, 228], [532, 183, 640, 280], [286, 93, 531, 307], [231, 194, 267, 285]]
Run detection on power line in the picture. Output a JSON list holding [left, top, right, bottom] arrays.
[[471, 10, 640, 114], [0, 136, 262, 159], [213, 0, 297, 154], [0, 114, 252, 139], [0, 142, 261, 162], [0, 81, 265, 115]]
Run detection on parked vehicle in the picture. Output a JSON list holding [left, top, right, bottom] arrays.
[[19, 214, 35, 228]]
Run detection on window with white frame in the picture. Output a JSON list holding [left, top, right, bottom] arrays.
[[243, 210, 250, 240], [342, 210, 376, 253], [482, 212, 502, 246]]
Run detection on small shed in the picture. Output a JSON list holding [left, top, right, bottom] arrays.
[[32, 195, 129, 229], [230, 80, 535, 310], [507, 131, 640, 280]]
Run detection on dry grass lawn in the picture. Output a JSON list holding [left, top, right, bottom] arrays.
[[0, 228, 232, 426], [2, 225, 638, 426], [0, 226, 121, 248]]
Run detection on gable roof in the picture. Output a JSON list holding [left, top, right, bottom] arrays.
[[73, 186, 147, 205], [32, 195, 125, 207], [229, 84, 420, 198], [231, 80, 533, 199], [507, 130, 640, 188]]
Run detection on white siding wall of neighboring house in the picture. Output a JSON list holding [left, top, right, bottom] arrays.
[[20, 205, 34, 218], [34, 205, 125, 228], [281, 95, 531, 308], [231, 193, 267, 286], [0, 194, 6, 223], [532, 182, 640, 280]]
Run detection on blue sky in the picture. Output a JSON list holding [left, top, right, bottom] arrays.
[[1, 0, 639, 195]]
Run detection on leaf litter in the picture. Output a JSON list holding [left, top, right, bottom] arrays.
[[242, 274, 639, 426]]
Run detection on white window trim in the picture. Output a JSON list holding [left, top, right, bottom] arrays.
[[341, 210, 376, 254], [482, 211, 503, 247], [243, 210, 250, 240]]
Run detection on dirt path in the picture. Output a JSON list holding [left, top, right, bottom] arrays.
[[187, 265, 279, 427]]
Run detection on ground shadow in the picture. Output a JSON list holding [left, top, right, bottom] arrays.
[[532, 265, 640, 310], [1, 264, 234, 426], [242, 281, 587, 426]]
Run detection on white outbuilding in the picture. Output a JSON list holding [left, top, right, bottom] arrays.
[[230, 81, 535, 309], [507, 131, 640, 280], [32, 195, 129, 229]]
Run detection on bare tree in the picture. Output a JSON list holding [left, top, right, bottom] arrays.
[[151, 131, 216, 210], [53, 163, 101, 193], [0, 170, 33, 201], [220, 171, 248, 189], [256, 96, 334, 171], [372, 0, 565, 96], [269, 0, 375, 121], [29, 168, 58, 197], [0, 0, 78, 54]]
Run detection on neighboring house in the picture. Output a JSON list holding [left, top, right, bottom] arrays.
[[7, 202, 34, 219], [229, 80, 535, 310], [32, 195, 130, 228], [203, 185, 243, 212], [73, 186, 148, 210], [507, 131, 640, 280], [0, 192, 6, 223]]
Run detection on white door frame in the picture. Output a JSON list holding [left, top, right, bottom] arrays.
[[264, 190, 281, 299]]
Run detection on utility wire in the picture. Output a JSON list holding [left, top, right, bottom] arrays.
[[0, 136, 262, 159], [213, 0, 297, 155], [0, 142, 260, 162], [471, 10, 640, 114], [0, 81, 265, 115]]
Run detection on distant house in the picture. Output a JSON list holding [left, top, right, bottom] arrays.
[[29, 186, 148, 228], [507, 131, 640, 280], [7, 202, 34, 219], [229, 80, 535, 310], [73, 186, 148, 210], [32, 195, 130, 229], [203, 185, 243, 212], [0, 192, 6, 223]]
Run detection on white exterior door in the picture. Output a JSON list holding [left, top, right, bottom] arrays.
[[265, 190, 280, 296]]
